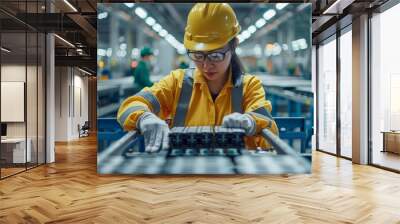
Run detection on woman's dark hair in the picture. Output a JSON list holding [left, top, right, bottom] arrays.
[[228, 38, 245, 85]]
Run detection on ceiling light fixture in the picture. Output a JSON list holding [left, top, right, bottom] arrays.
[[63, 0, 78, 12], [322, 0, 348, 14], [145, 17, 156, 26], [135, 7, 147, 19], [263, 9, 276, 20], [1, 47, 11, 53], [276, 3, 289, 10], [54, 34, 75, 48], [135, 12, 184, 55], [152, 23, 162, 32], [78, 67, 93, 76], [255, 18, 266, 28], [248, 25, 257, 34], [159, 29, 168, 37], [124, 3, 135, 8], [98, 12, 108, 20]]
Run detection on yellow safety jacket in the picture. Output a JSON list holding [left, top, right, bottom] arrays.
[[117, 68, 279, 149]]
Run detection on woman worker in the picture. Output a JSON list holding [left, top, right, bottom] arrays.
[[117, 3, 279, 152]]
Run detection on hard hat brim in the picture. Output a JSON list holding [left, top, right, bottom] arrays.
[[184, 38, 232, 52]]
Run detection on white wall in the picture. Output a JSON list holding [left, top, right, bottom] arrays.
[[72, 73, 89, 138], [1, 64, 46, 164], [54, 67, 89, 141], [1, 65, 26, 81], [55, 67, 68, 141]]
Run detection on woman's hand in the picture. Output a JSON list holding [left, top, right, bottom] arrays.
[[137, 112, 170, 152], [222, 112, 256, 136]]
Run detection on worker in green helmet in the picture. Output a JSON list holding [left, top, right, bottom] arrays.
[[134, 46, 154, 89]]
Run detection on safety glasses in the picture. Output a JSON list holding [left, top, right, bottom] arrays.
[[187, 47, 231, 63]]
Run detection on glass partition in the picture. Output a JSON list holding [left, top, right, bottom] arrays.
[[317, 36, 337, 154], [339, 28, 352, 158], [1, 29, 28, 178], [0, 0, 46, 179]]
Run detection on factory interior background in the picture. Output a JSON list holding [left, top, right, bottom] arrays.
[[97, 3, 313, 175], [0, 0, 399, 222]]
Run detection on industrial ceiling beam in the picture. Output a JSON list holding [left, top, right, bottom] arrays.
[[55, 55, 96, 71]]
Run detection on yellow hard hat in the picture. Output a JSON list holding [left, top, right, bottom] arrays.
[[184, 3, 241, 52]]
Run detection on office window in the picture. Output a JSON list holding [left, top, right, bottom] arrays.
[[371, 3, 400, 171], [339, 28, 352, 158], [317, 37, 337, 154]]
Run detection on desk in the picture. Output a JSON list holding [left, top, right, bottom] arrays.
[[1, 138, 32, 163], [382, 131, 400, 154]]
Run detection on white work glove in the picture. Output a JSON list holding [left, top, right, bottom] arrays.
[[137, 112, 170, 152], [222, 112, 256, 136]]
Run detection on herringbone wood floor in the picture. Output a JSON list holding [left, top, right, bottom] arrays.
[[1, 135, 400, 224]]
